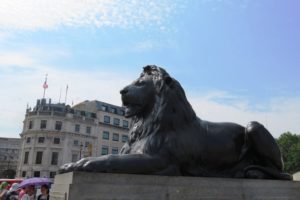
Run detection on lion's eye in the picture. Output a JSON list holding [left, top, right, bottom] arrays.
[[135, 80, 145, 86]]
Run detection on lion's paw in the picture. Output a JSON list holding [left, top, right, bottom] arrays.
[[58, 157, 95, 174], [58, 162, 76, 174]]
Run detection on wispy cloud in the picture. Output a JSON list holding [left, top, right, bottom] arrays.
[[0, 31, 11, 41], [0, 48, 299, 138], [0, 0, 182, 30], [0, 49, 134, 138], [0, 51, 37, 70], [199, 0, 254, 11], [0, 50, 300, 137], [189, 93, 300, 138]]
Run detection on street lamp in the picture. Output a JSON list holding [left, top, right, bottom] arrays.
[[79, 143, 83, 160], [7, 157, 11, 171]]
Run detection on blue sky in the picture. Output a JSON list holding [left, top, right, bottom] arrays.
[[0, 0, 299, 138]]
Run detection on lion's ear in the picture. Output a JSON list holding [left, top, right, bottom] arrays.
[[164, 76, 173, 85], [155, 76, 172, 93]]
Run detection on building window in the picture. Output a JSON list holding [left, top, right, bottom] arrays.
[[38, 137, 45, 143], [75, 110, 81, 116], [51, 152, 59, 165], [86, 112, 92, 118], [72, 154, 78, 162], [40, 120, 47, 129], [26, 137, 31, 143], [24, 152, 29, 164], [120, 110, 125, 116], [102, 131, 109, 140], [36, 151, 43, 164], [101, 146, 108, 155], [112, 147, 118, 155], [55, 121, 62, 131], [34, 171, 40, 177], [122, 135, 129, 143], [85, 142, 89, 148], [75, 124, 80, 132], [22, 171, 26, 177], [123, 120, 129, 128], [50, 171, 56, 178], [104, 116, 110, 124], [86, 126, 91, 134], [111, 107, 117, 114], [28, 121, 33, 129], [113, 133, 119, 141], [101, 105, 108, 111], [53, 138, 60, 144], [113, 118, 120, 126], [73, 140, 79, 146]]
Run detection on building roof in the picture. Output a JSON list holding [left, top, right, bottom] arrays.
[[73, 100, 125, 116]]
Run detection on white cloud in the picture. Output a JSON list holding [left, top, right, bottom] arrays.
[[0, 51, 37, 70], [0, 49, 135, 138], [0, 0, 181, 30], [189, 93, 300, 138], [199, 0, 253, 11], [0, 31, 10, 41], [0, 48, 299, 139]]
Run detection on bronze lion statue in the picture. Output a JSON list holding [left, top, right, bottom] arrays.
[[59, 65, 292, 180]]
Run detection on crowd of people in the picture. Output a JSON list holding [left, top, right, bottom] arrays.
[[0, 182, 49, 200]]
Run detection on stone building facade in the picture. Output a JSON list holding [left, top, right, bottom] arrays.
[[0, 137, 21, 178], [17, 99, 130, 178]]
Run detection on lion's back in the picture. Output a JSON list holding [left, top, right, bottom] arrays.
[[165, 120, 246, 170]]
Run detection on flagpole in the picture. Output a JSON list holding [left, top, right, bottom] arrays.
[[59, 87, 62, 103], [42, 74, 48, 99], [64, 84, 68, 105]]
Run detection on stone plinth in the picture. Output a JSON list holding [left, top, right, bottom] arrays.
[[50, 172, 300, 200], [293, 172, 300, 181]]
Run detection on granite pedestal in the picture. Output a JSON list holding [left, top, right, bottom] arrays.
[[50, 172, 300, 200]]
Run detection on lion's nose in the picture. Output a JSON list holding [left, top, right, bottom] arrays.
[[120, 87, 128, 95]]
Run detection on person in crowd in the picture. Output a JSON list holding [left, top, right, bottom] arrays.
[[20, 185, 35, 200], [18, 188, 25, 200], [0, 182, 10, 200], [0, 182, 7, 192], [4, 183, 19, 200], [37, 185, 49, 200]]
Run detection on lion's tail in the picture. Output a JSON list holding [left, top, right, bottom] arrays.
[[244, 165, 292, 180]]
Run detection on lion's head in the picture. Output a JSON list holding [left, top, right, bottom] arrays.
[[120, 65, 196, 135]]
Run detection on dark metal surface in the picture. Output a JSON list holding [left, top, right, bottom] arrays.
[[59, 65, 292, 180]]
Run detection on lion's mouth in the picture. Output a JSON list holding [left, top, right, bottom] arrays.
[[122, 100, 130, 107], [122, 100, 143, 117], [122, 97, 142, 108], [123, 102, 142, 108]]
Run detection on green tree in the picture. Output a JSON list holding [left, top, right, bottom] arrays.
[[277, 132, 300, 174], [1, 169, 16, 179]]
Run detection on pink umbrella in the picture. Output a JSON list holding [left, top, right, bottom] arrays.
[[18, 178, 52, 189]]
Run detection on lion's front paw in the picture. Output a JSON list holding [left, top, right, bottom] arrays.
[[58, 162, 75, 174], [82, 156, 110, 172], [58, 157, 96, 174]]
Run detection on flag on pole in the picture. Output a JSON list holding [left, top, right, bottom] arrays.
[[43, 81, 48, 89], [42, 74, 48, 98]]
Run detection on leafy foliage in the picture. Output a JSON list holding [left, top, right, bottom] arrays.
[[277, 132, 300, 174], [1, 169, 16, 179]]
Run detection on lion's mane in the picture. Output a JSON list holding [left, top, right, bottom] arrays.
[[122, 65, 197, 155]]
